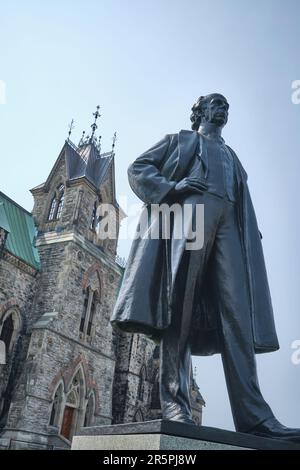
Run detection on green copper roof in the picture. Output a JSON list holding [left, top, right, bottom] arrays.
[[0, 202, 10, 233], [0, 192, 40, 270]]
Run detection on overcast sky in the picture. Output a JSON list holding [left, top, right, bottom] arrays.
[[1, 0, 300, 431]]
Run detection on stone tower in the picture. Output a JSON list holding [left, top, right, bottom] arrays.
[[0, 110, 126, 449], [0, 109, 204, 450]]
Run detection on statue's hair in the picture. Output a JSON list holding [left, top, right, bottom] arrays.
[[190, 93, 228, 130]]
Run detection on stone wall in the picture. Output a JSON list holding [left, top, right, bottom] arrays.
[[0, 252, 38, 426], [2, 235, 123, 449]]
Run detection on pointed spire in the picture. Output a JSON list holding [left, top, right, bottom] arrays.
[[67, 119, 75, 140], [75, 106, 117, 160], [111, 131, 117, 154]]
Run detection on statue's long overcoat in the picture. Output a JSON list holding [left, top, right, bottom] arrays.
[[111, 130, 279, 355]]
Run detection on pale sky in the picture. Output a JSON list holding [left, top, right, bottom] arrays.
[[1, 0, 300, 431]]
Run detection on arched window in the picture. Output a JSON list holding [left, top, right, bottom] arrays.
[[49, 383, 64, 427], [48, 197, 57, 221], [87, 292, 97, 336], [47, 184, 65, 221], [80, 287, 90, 333], [90, 201, 97, 230], [133, 408, 144, 423], [79, 287, 99, 337], [56, 188, 65, 219], [0, 309, 21, 360], [0, 315, 14, 353], [84, 392, 95, 427], [90, 197, 103, 231]]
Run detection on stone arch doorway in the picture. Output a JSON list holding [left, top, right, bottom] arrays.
[[60, 367, 85, 441]]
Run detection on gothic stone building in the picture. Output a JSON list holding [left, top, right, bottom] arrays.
[[0, 125, 204, 450]]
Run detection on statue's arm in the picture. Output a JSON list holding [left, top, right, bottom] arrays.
[[127, 134, 177, 204]]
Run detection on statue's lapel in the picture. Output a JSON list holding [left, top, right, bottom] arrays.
[[226, 145, 248, 186], [172, 130, 199, 180]]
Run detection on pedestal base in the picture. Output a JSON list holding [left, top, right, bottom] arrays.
[[71, 420, 300, 450]]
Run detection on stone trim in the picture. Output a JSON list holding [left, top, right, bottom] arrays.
[[25, 393, 52, 403], [36, 232, 122, 276], [33, 326, 115, 363], [0, 299, 20, 316], [82, 262, 102, 290], [2, 251, 38, 276]]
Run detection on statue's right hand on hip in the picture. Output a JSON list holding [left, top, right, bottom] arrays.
[[173, 177, 208, 195]]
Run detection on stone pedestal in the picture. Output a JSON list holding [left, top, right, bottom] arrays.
[[71, 419, 300, 450]]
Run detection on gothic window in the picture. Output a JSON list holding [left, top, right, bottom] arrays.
[[0, 315, 14, 353], [0, 309, 21, 361], [57, 183, 64, 194], [133, 409, 144, 422], [84, 392, 95, 427], [47, 184, 65, 221], [49, 383, 64, 427], [90, 201, 97, 230], [90, 197, 103, 232], [87, 294, 96, 336], [79, 287, 99, 337], [48, 197, 57, 221], [56, 190, 64, 219], [80, 287, 90, 333]]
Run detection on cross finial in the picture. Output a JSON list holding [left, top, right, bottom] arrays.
[[68, 119, 75, 139], [111, 131, 117, 154], [91, 105, 101, 139]]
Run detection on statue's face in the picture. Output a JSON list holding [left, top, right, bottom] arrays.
[[204, 95, 229, 128]]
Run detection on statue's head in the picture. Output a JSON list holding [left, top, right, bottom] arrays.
[[190, 93, 229, 130]]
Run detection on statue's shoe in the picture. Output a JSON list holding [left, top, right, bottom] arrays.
[[247, 417, 300, 443], [163, 411, 195, 425]]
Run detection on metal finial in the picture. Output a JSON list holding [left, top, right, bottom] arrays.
[[97, 135, 102, 154], [111, 131, 117, 154], [78, 130, 86, 146], [68, 119, 75, 139], [90, 105, 101, 139]]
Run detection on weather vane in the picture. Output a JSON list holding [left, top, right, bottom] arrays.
[[67, 119, 75, 140]]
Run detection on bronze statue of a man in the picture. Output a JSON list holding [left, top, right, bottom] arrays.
[[111, 93, 300, 442]]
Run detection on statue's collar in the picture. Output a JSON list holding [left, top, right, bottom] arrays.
[[199, 132, 225, 144], [178, 128, 225, 144]]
